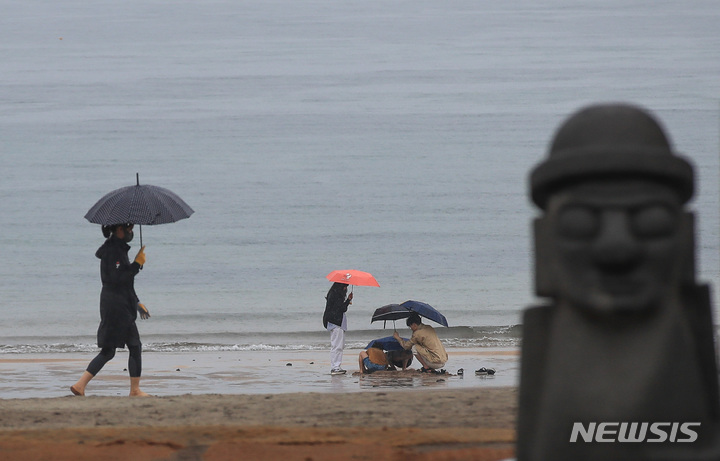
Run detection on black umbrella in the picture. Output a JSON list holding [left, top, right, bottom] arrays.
[[85, 173, 194, 245], [371, 304, 405, 326]]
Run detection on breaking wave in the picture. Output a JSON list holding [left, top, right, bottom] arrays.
[[0, 324, 521, 354]]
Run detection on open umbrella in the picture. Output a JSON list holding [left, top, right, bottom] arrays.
[[85, 173, 194, 246], [326, 270, 379, 287], [371, 304, 405, 321], [401, 300, 449, 327], [371, 300, 449, 327], [370, 304, 405, 329], [371, 303, 411, 329], [366, 336, 408, 352]]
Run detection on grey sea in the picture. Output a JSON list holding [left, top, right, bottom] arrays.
[[1, 0, 718, 358]]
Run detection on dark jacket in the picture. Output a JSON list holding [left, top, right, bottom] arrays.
[[323, 283, 350, 329], [95, 235, 142, 348]]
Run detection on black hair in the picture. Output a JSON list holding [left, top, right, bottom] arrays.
[[101, 225, 116, 238], [406, 313, 422, 327], [101, 223, 133, 238], [388, 349, 413, 368], [326, 282, 348, 299]]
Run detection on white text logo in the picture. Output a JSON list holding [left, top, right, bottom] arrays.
[[570, 422, 700, 443]]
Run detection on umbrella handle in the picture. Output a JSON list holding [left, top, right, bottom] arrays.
[[136, 173, 143, 247]]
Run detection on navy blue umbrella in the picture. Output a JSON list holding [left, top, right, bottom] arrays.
[[366, 336, 408, 351], [400, 300, 449, 327]]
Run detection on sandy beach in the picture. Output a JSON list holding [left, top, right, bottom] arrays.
[[0, 389, 517, 461], [0, 348, 518, 460]]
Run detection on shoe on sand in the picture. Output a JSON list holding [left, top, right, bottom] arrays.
[[475, 367, 496, 375], [330, 368, 347, 375], [420, 367, 443, 374]]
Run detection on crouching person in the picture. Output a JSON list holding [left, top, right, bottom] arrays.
[[393, 314, 448, 373]]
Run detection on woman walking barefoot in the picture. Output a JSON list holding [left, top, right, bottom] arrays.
[[71, 223, 150, 397]]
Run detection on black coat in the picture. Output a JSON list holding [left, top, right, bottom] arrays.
[[95, 235, 142, 348], [323, 283, 350, 329]]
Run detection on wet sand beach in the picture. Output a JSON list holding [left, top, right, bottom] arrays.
[[0, 348, 518, 460], [0, 347, 518, 398]]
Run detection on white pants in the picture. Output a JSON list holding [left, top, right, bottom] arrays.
[[329, 326, 345, 370]]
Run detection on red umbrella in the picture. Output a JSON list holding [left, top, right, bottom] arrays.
[[326, 270, 380, 287]]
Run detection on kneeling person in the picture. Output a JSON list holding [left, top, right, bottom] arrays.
[[359, 345, 389, 374], [387, 349, 413, 370]]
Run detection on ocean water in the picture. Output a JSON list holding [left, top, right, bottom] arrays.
[[1, 0, 718, 354]]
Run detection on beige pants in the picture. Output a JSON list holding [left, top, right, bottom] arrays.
[[415, 344, 445, 369]]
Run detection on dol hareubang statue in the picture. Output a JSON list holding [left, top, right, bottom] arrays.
[[516, 103, 720, 460]]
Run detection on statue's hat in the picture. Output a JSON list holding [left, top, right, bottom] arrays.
[[530, 103, 694, 209]]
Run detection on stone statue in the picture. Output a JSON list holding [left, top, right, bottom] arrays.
[[516, 103, 720, 460]]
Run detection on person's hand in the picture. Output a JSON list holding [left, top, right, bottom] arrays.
[[347, 292, 353, 304], [134, 246, 146, 266], [137, 302, 150, 319], [393, 331, 401, 341]]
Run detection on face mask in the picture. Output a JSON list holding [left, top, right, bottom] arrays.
[[123, 228, 134, 243]]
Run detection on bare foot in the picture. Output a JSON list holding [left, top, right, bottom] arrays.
[[70, 385, 85, 396], [129, 389, 151, 397]]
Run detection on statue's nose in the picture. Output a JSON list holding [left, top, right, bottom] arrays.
[[592, 211, 642, 272]]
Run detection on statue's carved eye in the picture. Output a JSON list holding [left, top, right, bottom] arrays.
[[631, 205, 676, 238], [557, 206, 599, 240]]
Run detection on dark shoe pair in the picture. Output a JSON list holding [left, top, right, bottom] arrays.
[[420, 367, 446, 375], [475, 367, 496, 375]]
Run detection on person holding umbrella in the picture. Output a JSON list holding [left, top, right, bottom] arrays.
[[71, 223, 150, 397], [322, 270, 379, 375], [322, 282, 353, 375], [393, 313, 448, 373]]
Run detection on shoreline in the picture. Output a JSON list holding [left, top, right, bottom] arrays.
[[0, 347, 518, 399]]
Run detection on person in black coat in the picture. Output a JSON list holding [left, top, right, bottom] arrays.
[[71, 223, 150, 397], [323, 282, 353, 375]]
